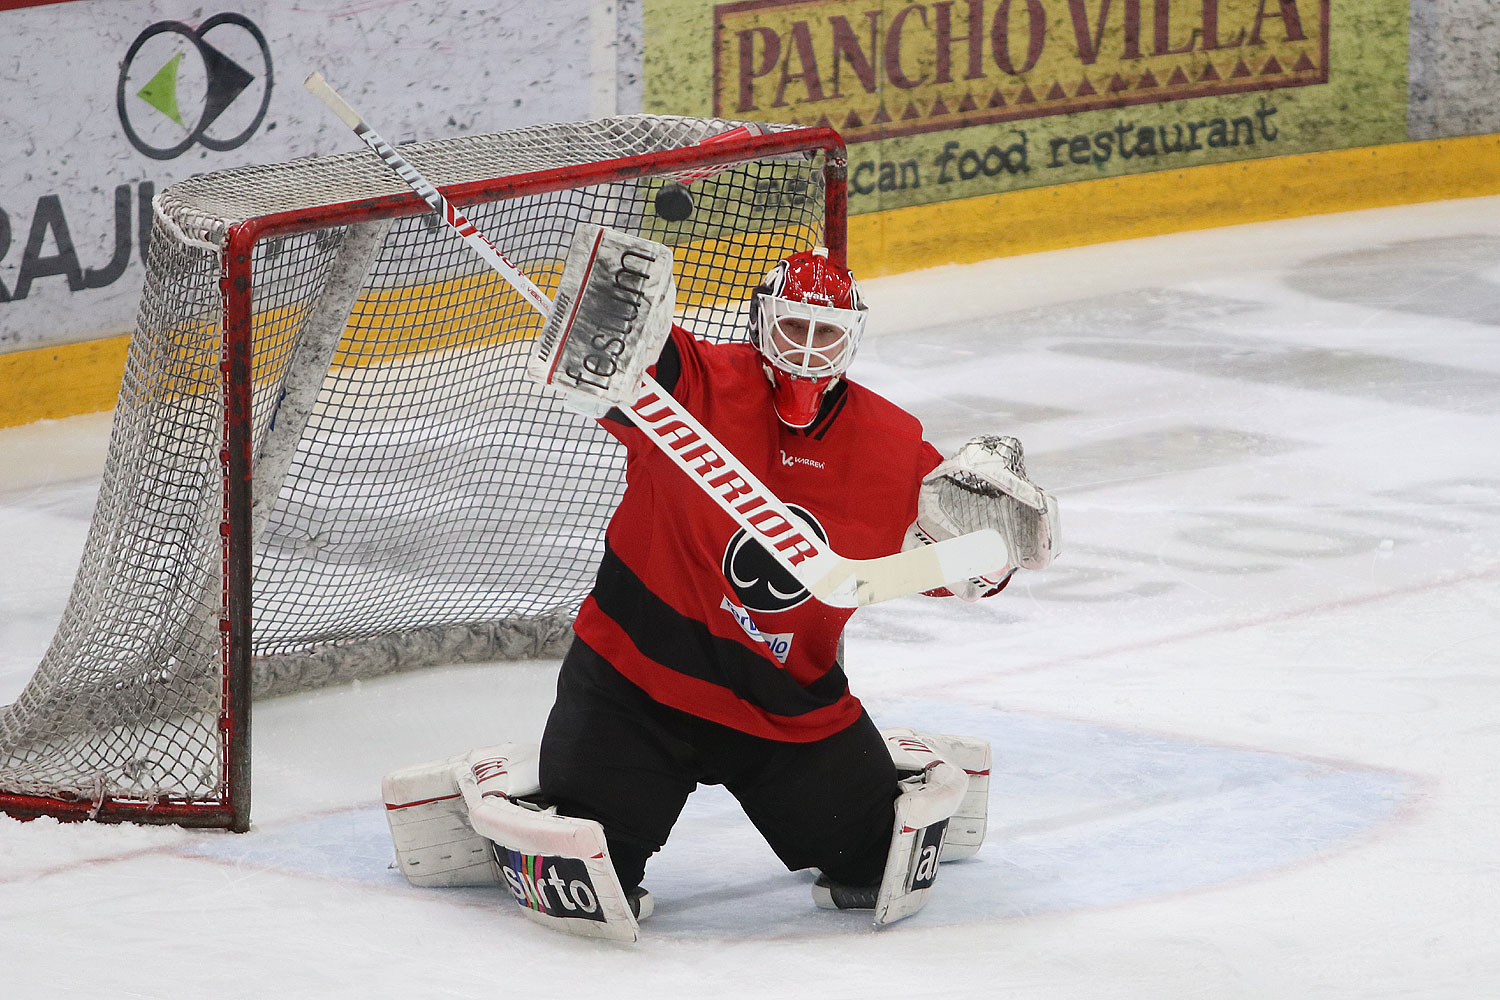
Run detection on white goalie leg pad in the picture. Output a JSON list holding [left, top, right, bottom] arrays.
[[457, 746, 643, 943], [525, 223, 676, 417], [382, 750, 504, 888], [872, 732, 970, 927], [884, 728, 991, 862]]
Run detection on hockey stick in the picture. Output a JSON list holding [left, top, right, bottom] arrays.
[[304, 72, 1008, 607]]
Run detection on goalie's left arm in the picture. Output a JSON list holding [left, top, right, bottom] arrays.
[[907, 434, 1060, 601]]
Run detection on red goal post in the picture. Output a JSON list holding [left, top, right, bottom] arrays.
[[0, 116, 847, 831]]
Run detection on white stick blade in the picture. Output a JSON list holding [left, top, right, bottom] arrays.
[[811, 529, 1009, 607]]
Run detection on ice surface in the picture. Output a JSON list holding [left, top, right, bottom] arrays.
[[4, 198, 1500, 998]]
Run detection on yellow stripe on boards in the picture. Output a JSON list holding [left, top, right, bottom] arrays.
[[0, 335, 131, 429], [849, 134, 1500, 278], [5, 133, 1500, 429]]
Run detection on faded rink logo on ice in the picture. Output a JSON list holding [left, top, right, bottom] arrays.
[[184, 708, 1420, 927]]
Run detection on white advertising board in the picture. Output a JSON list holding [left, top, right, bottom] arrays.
[[0, 0, 598, 349]]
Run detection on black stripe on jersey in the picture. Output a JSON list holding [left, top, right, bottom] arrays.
[[654, 333, 684, 393], [592, 542, 850, 717], [798, 381, 849, 441], [603, 334, 684, 426]]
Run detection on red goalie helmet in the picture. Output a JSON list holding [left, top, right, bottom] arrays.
[[749, 247, 868, 428]]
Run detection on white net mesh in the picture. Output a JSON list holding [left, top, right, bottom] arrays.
[[0, 115, 834, 823]]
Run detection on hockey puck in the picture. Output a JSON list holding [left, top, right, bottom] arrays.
[[654, 183, 695, 222]]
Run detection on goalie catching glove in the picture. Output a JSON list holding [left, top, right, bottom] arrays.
[[907, 434, 1060, 600], [525, 223, 677, 417]]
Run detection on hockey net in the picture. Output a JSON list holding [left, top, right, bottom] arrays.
[[0, 115, 845, 830]]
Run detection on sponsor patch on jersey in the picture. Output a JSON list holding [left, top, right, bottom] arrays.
[[495, 848, 608, 922], [720, 596, 794, 663], [779, 449, 826, 470]]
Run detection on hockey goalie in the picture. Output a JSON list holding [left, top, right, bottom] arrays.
[[381, 232, 1059, 942]]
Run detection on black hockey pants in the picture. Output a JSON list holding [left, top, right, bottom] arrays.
[[538, 638, 898, 892]]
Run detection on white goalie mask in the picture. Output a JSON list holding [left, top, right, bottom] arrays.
[[749, 248, 869, 428]]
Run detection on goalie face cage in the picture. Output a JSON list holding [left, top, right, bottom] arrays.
[[0, 116, 847, 831]]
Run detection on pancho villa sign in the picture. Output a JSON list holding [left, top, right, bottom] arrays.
[[712, 0, 1328, 140]]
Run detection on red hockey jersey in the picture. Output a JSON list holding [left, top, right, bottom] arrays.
[[571, 325, 943, 742]]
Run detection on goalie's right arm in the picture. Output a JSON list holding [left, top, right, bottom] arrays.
[[909, 434, 1060, 600], [525, 223, 678, 417]]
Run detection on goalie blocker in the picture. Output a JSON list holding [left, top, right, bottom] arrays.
[[525, 223, 676, 418]]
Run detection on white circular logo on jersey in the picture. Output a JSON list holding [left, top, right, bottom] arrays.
[[721, 504, 827, 613]]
